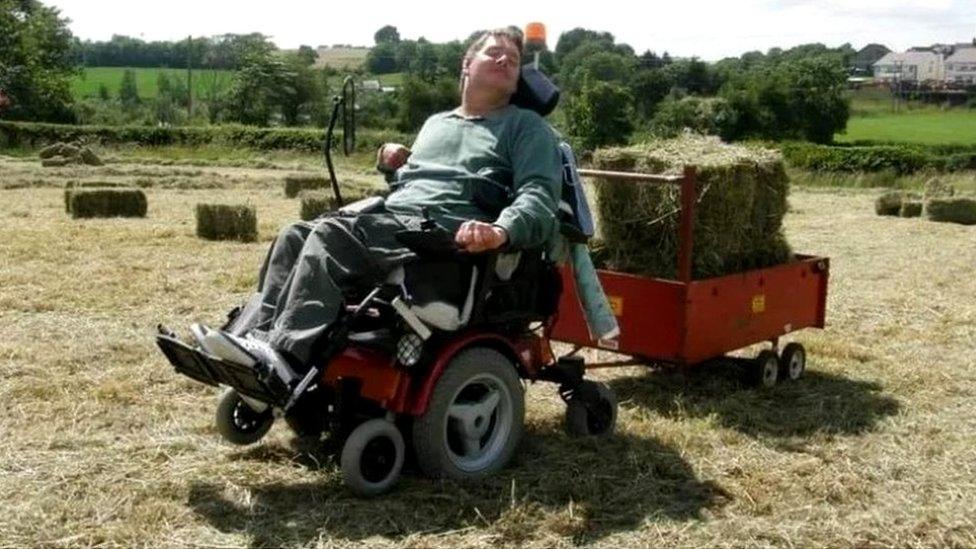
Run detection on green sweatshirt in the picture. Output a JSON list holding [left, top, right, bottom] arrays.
[[384, 105, 562, 250]]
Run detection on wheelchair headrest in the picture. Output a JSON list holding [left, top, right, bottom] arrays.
[[510, 65, 560, 117]]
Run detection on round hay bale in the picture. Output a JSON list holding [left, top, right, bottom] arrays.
[[39, 142, 68, 159], [80, 147, 103, 166], [298, 190, 339, 221], [195, 204, 258, 242], [283, 174, 328, 198], [899, 199, 923, 218], [591, 134, 791, 279], [41, 157, 72, 168], [875, 191, 904, 216], [926, 197, 976, 225], [69, 188, 148, 219]]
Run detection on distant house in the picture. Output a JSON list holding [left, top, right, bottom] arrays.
[[945, 48, 976, 85], [873, 51, 944, 83], [852, 44, 891, 75], [361, 80, 381, 92]]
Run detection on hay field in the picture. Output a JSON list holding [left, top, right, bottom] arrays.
[[72, 67, 235, 101], [1, 151, 975, 547], [836, 109, 976, 145]]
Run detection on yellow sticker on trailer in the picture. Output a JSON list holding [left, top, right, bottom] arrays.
[[608, 296, 624, 316], [752, 294, 766, 314]]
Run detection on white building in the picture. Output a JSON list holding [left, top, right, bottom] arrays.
[[873, 51, 945, 83], [945, 48, 976, 85]]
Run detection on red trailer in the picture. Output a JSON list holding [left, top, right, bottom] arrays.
[[550, 167, 830, 387]]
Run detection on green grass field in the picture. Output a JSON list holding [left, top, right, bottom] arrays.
[[72, 67, 235, 101], [837, 109, 976, 145]]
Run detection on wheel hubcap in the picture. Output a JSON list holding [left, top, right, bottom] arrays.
[[360, 436, 397, 483], [789, 353, 804, 378], [445, 375, 511, 472]]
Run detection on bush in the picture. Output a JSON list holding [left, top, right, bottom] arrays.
[[0, 121, 411, 155], [781, 142, 929, 174], [195, 204, 258, 242], [926, 198, 976, 225], [563, 79, 634, 151], [69, 188, 148, 219]]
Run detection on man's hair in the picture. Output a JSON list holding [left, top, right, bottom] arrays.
[[459, 27, 524, 93], [463, 27, 524, 62]]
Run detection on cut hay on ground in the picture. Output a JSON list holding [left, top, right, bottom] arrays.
[[68, 188, 147, 219], [926, 197, 976, 225], [591, 134, 791, 279], [195, 203, 258, 242]]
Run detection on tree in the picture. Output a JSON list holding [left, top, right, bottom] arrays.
[[366, 42, 398, 74], [297, 45, 317, 66], [563, 78, 634, 150], [118, 69, 140, 106], [395, 75, 458, 132], [374, 25, 401, 45], [0, 0, 76, 122], [629, 68, 672, 119]]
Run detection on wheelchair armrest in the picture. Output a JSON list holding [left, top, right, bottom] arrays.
[[339, 196, 385, 215]]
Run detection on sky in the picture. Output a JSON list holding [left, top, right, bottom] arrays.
[[46, 0, 976, 61]]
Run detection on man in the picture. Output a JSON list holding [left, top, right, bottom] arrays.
[[197, 28, 563, 386]]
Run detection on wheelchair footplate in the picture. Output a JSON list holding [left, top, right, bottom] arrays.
[[155, 326, 278, 403]]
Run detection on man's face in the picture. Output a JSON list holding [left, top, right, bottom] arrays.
[[463, 35, 521, 97]]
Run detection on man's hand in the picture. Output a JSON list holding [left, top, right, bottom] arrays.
[[455, 220, 508, 252], [376, 143, 410, 173]]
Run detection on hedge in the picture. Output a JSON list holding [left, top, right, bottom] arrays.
[[780, 141, 976, 174], [0, 121, 411, 154]]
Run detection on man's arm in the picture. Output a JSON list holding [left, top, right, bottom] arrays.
[[492, 113, 562, 249]]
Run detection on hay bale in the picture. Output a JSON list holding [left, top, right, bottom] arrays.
[[875, 191, 904, 216], [64, 182, 131, 213], [298, 190, 338, 221], [69, 188, 147, 219], [283, 174, 327, 198], [39, 143, 66, 159], [591, 134, 792, 279], [195, 204, 258, 242], [923, 177, 954, 200], [899, 200, 923, 218], [926, 198, 976, 225]]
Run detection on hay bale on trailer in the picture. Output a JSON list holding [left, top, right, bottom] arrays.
[[195, 204, 258, 242], [591, 134, 792, 279], [926, 197, 976, 225], [68, 188, 147, 219], [284, 174, 328, 198]]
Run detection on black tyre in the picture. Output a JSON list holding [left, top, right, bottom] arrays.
[[215, 387, 274, 445], [412, 348, 524, 480], [779, 342, 806, 381], [750, 350, 780, 388], [565, 381, 618, 437], [340, 418, 405, 497]]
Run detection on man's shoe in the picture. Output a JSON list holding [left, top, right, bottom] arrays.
[[189, 323, 219, 355], [203, 329, 261, 368]]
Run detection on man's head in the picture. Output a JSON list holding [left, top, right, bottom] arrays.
[[460, 28, 523, 99]]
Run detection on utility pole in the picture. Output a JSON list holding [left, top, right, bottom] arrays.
[[187, 35, 193, 119]]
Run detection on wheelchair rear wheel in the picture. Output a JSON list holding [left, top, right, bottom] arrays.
[[412, 348, 525, 480]]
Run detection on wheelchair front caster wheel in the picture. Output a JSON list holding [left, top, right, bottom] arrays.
[[341, 418, 405, 497], [216, 387, 274, 445], [565, 381, 617, 437]]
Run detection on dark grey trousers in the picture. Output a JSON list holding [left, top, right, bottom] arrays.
[[238, 213, 421, 365]]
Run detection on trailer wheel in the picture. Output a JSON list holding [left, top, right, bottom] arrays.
[[565, 381, 618, 437], [779, 343, 806, 381], [750, 350, 780, 388], [340, 418, 405, 497], [216, 387, 274, 445]]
